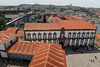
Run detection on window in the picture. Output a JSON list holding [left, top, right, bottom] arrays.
[[43, 33, 47, 39], [90, 32, 94, 37], [61, 33, 64, 39], [86, 32, 89, 37], [85, 39, 88, 45], [67, 39, 70, 45], [53, 32, 57, 39], [89, 39, 93, 44], [72, 39, 75, 45], [27, 33, 31, 40], [38, 33, 41, 40], [81, 39, 84, 45], [76, 39, 79, 45], [73, 32, 76, 37], [48, 33, 52, 39], [68, 32, 71, 37], [82, 32, 85, 37], [77, 32, 81, 38], [33, 33, 36, 40]]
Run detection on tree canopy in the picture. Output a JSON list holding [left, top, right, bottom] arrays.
[[0, 17, 6, 31]]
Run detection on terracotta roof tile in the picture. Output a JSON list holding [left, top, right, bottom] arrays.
[[0, 33, 15, 43], [5, 28, 19, 34], [7, 41, 45, 55], [29, 44, 67, 67], [24, 20, 97, 30], [16, 30, 24, 37], [0, 28, 19, 43]]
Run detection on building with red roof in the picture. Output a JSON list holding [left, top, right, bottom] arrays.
[[5, 41, 67, 67], [0, 28, 19, 58], [22, 16, 97, 47]]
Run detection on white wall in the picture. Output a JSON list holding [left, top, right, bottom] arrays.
[[1, 52, 8, 58], [5, 36, 17, 49], [25, 31, 60, 44], [0, 43, 5, 50], [25, 30, 95, 46]]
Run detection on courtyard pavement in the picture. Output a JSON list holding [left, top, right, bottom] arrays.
[[64, 45, 100, 67]]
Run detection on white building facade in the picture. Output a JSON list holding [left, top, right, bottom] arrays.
[[24, 29, 96, 47]]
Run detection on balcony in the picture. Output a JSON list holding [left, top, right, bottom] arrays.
[[67, 36, 94, 39]]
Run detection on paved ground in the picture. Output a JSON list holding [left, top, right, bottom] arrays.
[[64, 45, 100, 67]]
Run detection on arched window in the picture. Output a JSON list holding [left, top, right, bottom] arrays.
[[85, 39, 88, 45], [53, 32, 57, 39], [90, 32, 94, 37], [72, 39, 75, 45], [67, 39, 70, 45], [73, 32, 76, 37], [77, 32, 81, 38], [33, 33, 36, 40], [43, 33, 47, 39], [86, 32, 89, 37], [48, 33, 52, 39], [81, 39, 84, 45], [38, 33, 41, 40], [27, 33, 31, 40], [82, 32, 85, 37], [76, 39, 79, 45], [68, 32, 71, 37]]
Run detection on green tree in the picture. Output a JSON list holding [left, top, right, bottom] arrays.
[[0, 17, 6, 31]]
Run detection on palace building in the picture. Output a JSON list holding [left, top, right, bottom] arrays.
[[17, 16, 97, 47]]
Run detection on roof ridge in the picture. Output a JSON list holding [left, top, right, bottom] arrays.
[[44, 45, 51, 67], [49, 52, 64, 60]]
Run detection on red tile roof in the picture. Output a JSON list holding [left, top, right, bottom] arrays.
[[24, 20, 97, 30], [5, 28, 19, 34], [29, 44, 67, 67], [16, 30, 24, 37], [0, 28, 19, 43], [7, 41, 45, 55], [0, 33, 15, 43]]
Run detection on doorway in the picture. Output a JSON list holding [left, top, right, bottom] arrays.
[[59, 41, 64, 48]]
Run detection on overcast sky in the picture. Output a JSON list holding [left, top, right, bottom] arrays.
[[0, 0, 99, 8]]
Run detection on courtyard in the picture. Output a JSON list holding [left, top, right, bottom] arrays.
[[65, 45, 100, 67]]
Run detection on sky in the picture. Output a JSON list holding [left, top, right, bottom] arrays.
[[0, 0, 99, 8]]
